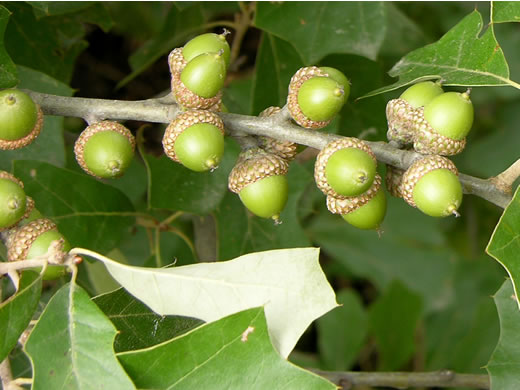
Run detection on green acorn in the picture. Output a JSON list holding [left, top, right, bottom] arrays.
[[401, 155, 462, 217], [287, 67, 346, 129], [315, 138, 377, 198], [413, 91, 473, 155], [162, 110, 225, 172], [0, 89, 44, 150], [7, 218, 71, 280], [386, 81, 444, 145], [172, 51, 226, 109], [0, 171, 27, 230], [74, 121, 136, 179], [228, 148, 289, 222], [327, 175, 387, 230], [257, 106, 298, 161]]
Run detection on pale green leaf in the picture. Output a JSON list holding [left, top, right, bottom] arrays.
[[486, 279, 520, 390], [487, 186, 520, 309], [254, 2, 386, 63], [24, 282, 135, 389], [0, 271, 42, 362], [80, 247, 338, 358], [118, 307, 336, 390], [492, 2, 520, 23], [363, 10, 518, 98]]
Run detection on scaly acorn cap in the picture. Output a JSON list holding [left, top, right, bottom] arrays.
[[228, 148, 289, 194], [7, 218, 57, 262], [74, 121, 136, 179], [168, 47, 187, 75], [171, 65, 222, 110], [0, 171, 24, 189], [327, 174, 382, 215], [401, 155, 459, 208], [412, 107, 466, 156], [258, 106, 298, 161], [287, 66, 331, 129], [314, 137, 376, 199], [162, 110, 225, 163], [0, 106, 44, 150], [386, 99, 416, 145], [385, 165, 405, 198]]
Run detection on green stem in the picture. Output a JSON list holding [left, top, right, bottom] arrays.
[[154, 227, 162, 267], [136, 126, 154, 210]]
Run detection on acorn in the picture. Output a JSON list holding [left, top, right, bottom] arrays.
[[327, 174, 387, 230], [413, 91, 473, 155], [0, 89, 44, 150], [257, 106, 298, 161], [386, 81, 443, 145], [7, 218, 71, 279], [315, 138, 377, 198], [287, 67, 346, 129], [74, 121, 135, 179], [385, 164, 405, 198], [172, 51, 226, 109], [401, 155, 462, 217], [319, 66, 351, 98], [0, 171, 28, 231], [162, 110, 225, 172], [228, 148, 289, 222]]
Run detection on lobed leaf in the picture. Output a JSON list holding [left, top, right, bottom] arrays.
[[84, 247, 338, 358], [362, 10, 517, 98], [486, 185, 520, 309], [0, 271, 42, 362], [118, 307, 336, 390], [24, 282, 135, 389], [486, 279, 520, 390], [255, 2, 386, 63]]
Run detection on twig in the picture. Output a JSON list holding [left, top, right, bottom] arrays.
[[0, 358, 13, 390], [311, 369, 489, 389], [490, 158, 520, 194], [25, 90, 513, 209]]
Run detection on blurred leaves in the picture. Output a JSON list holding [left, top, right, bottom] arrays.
[[255, 2, 386, 63], [25, 282, 135, 389], [118, 307, 336, 390], [13, 161, 134, 253], [0, 5, 17, 88], [487, 279, 520, 390]]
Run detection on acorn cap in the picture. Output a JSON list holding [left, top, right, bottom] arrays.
[[168, 47, 187, 75], [327, 174, 382, 215], [288, 66, 331, 129], [386, 99, 415, 145], [171, 67, 222, 110], [314, 137, 376, 199], [0, 171, 24, 189], [258, 106, 298, 161], [412, 107, 466, 156], [74, 121, 136, 179], [401, 155, 459, 208], [0, 106, 43, 150], [228, 148, 289, 194], [7, 218, 56, 262], [162, 110, 225, 163], [385, 165, 405, 198]]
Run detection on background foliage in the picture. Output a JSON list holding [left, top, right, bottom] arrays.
[[1, 2, 520, 389]]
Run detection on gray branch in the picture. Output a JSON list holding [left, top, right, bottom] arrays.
[[312, 369, 490, 389], [26, 91, 512, 209]]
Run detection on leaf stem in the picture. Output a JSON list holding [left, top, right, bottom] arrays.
[[312, 369, 489, 389], [25, 90, 513, 209]]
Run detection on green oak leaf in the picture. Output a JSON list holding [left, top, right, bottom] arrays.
[[93, 287, 203, 352], [254, 2, 386, 63], [0, 5, 18, 87], [0, 271, 42, 362], [487, 185, 520, 309], [82, 247, 337, 358], [362, 10, 518, 98], [492, 2, 520, 23], [24, 282, 135, 389], [118, 307, 336, 390], [486, 279, 520, 390]]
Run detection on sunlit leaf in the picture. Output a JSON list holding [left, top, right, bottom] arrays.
[[118, 307, 336, 390], [25, 282, 135, 389], [82, 247, 338, 358]]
